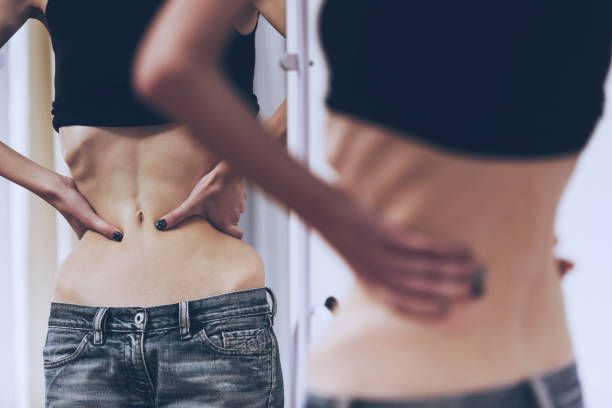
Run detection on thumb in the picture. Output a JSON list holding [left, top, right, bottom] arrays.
[[156, 200, 194, 231], [86, 215, 124, 242], [219, 223, 244, 240]]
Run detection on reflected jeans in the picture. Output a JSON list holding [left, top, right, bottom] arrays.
[[44, 287, 284, 407]]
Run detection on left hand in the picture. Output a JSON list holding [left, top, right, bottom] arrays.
[[155, 162, 247, 239]]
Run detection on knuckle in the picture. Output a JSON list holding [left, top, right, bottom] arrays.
[[435, 283, 466, 298]]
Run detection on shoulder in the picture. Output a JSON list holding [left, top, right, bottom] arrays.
[[234, 2, 258, 35], [0, 0, 40, 23]]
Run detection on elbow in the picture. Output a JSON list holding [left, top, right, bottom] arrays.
[[133, 45, 219, 111], [132, 47, 189, 104]]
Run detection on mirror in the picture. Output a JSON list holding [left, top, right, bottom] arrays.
[[0, 3, 290, 406]]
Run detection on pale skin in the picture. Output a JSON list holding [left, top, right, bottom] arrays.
[[0, 0, 489, 311], [0, 0, 286, 306], [135, 0, 580, 399]]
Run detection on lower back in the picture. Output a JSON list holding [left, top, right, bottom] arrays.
[[309, 113, 578, 397]]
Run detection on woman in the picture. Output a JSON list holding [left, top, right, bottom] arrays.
[[135, 1, 612, 407], [1, 0, 292, 406]]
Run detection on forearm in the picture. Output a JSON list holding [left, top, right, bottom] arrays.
[[217, 99, 287, 175], [263, 99, 287, 148], [0, 141, 63, 202], [251, 0, 285, 36]]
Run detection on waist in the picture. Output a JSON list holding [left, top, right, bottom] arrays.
[[309, 276, 574, 398], [48, 287, 274, 331], [326, 112, 578, 281], [56, 218, 265, 307]]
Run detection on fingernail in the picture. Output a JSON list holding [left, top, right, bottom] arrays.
[[156, 219, 167, 231], [471, 267, 487, 298], [113, 231, 123, 242]]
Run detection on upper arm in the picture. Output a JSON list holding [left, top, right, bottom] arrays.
[[251, 0, 285, 36], [0, 0, 36, 49]]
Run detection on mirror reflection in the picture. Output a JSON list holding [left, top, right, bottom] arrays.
[[0, 1, 288, 406]]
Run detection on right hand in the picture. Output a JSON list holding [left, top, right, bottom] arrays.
[[49, 176, 123, 241], [322, 200, 484, 319]]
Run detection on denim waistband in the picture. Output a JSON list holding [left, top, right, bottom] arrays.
[[48, 287, 276, 334], [307, 363, 581, 408]]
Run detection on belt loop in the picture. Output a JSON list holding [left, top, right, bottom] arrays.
[[92, 307, 109, 346], [265, 287, 277, 326], [528, 376, 555, 408], [179, 301, 191, 340]]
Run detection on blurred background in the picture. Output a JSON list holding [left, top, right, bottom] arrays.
[[1, 2, 612, 407]]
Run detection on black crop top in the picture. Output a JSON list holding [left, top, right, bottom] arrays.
[[320, 0, 612, 157], [46, 0, 259, 132]]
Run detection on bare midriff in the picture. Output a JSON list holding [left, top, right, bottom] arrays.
[[308, 112, 578, 399], [53, 124, 264, 307]]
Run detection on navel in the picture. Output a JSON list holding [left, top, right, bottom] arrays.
[[136, 210, 144, 225]]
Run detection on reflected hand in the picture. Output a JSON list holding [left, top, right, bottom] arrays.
[[322, 199, 484, 319], [155, 162, 246, 239], [50, 176, 123, 241]]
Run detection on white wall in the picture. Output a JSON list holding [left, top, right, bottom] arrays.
[[0, 42, 16, 408], [248, 15, 292, 405], [557, 74, 612, 408], [304, 1, 612, 406], [306, 0, 353, 343]]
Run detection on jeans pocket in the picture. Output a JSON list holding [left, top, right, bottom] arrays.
[[43, 327, 90, 369], [196, 314, 272, 356]]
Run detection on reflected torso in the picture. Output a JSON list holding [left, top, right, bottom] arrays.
[[308, 113, 578, 398], [35, 0, 265, 307], [54, 124, 264, 307]]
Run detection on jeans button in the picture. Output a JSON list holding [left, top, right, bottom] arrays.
[[135, 312, 145, 325]]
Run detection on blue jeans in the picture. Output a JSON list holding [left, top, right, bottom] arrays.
[[44, 288, 284, 407], [306, 363, 582, 408]]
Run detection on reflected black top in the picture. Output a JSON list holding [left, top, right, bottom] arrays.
[[46, 0, 259, 132], [320, 0, 612, 157]]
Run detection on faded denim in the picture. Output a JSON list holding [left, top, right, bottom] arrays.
[[44, 287, 283, 407], [306, 363, 582, 408]]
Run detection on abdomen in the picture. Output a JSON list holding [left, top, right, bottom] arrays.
[[54, 124, 264, 307]]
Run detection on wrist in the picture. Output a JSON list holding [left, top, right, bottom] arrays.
[[39, 174, 72, 208], [214, 160, 243, 182]]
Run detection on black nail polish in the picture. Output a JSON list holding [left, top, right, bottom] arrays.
[[471, 267, 487, 298], [113, 231, 123, 242], [156, 219, 167, 231]]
